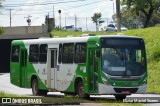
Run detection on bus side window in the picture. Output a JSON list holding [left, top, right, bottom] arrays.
[[58, 44, 62, 63], [62, 43, 74, 63], [29, 44, 39, 63], [11, 45, 20, 62], [75, 43, 86, 63], [39, 44, 48, 63]]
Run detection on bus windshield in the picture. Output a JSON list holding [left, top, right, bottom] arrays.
[[101, 38, 146, 76]]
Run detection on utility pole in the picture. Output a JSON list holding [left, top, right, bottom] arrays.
[[65, 17, 66, 27], [75, 14, 77, 30], [110, 0, 115, 15], [53, 5, 55, 29], [53, 5, 55, 19], [116, 0, 121, 32], [6, 9, 13, 27], [86, 17, 88, 31]]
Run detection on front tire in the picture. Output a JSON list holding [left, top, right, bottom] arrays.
[[32, 79, 48, 96], [115, 94, 126, 101]]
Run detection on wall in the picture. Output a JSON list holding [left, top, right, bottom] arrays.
[[3, 25, 48, 35]]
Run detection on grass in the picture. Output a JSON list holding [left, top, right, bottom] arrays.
[[51, 27, 160, 93], [50, 30, 114, 37], [0, 91, 142, 105], [0, 91, 18, 97]]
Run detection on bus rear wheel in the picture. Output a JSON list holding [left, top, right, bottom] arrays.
[[32, 79, 40, 96]]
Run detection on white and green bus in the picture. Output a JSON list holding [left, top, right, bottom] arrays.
[[10, 34, 147, 100]]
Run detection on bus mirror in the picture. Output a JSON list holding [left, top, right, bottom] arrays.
[[96, 43, 100, 47], [96, 50, 100, 58]]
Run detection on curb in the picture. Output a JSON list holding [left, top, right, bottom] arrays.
[[146, 92, 160, 95]]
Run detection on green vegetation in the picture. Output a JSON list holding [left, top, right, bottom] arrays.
[[51, 26, 160, 93], [0, 91, 18, 97], [91, 12, 104, 31], [50, 30, 114, 37], [0, 27, 4, 35]]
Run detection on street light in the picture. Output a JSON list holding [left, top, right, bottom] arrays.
[[58, 10, 61, 29], [24, 15, 32, 26]]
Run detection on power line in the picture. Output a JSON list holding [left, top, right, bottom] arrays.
[[4, 0, 87, 7], [2, 0, 101, 16], [61, 0, 101, 11]]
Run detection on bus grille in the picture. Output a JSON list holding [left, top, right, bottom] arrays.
[[114, 88, 138, 93]]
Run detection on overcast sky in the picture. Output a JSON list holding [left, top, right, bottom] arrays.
[[0, 0, 116, 31]]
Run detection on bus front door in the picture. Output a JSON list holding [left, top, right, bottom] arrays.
[[89, 49, 98, 93], [50, 49, 58, 89], [20, 49, 27, 87]]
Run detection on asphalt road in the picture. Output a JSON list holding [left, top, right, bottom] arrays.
[[0, 73, 160, 106]]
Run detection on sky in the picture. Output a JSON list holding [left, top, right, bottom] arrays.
[[0, 0, 116, 31]]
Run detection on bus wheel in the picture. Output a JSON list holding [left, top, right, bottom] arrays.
[[40, 90, 48, 96], [32, 79, 40, 96], [115, 94, 126, 101], [77, 81, 89, 98], [77, 82, 85, 98]]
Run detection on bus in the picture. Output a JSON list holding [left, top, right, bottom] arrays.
[[10, 34, 147, 100]]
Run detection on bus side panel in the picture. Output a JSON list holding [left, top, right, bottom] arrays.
[[16, 43, 48, 90], [10, 42, 22, 87], [64, 64, 86, 93], [10, 63, 21, 87], [27, 64, 48, 90], [25, 54, 48, 90]]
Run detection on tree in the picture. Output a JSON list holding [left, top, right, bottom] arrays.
[[0, 27, 4, 35], [122, 0, 160, 28], [91, 12, 104, 31], [0, 0, 4, 12]]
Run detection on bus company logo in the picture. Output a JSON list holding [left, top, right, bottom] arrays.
[[2, 98, 11, 103], [1, 98, 42, 104]]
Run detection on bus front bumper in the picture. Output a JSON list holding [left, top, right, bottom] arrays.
[[98, 83, 147, 95]]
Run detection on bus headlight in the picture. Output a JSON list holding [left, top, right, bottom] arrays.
[[102, 77, 110, 85], [142, 79, 147, 85]]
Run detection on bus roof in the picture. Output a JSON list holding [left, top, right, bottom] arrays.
[[12, 35, 143, 45]]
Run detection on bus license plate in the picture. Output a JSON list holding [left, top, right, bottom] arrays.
[[122, 91, 130, 94]]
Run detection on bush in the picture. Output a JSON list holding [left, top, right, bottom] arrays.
[[0, 27, 4, 35]]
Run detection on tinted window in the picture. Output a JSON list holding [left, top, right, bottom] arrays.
[[11, 45, 20, 62], [51, 50, 57, 68], [62, 43, 74, 63], [39, 44, 48, 63], [29, 44, 39, 63], [101, 38, 144, 48], [75, 43, 86, 63], [58, 44, 62, 63]]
